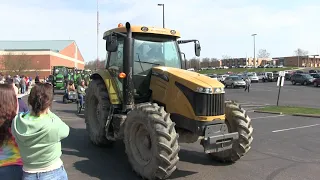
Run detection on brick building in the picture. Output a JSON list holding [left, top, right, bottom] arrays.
[[273, 56, 320, 67], [221, 57, 272, 67], [0, 40, 85, 77]]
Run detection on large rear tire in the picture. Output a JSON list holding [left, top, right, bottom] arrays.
[[84, 78, 114, 147], [210, 101, 253, 162], [124, 103, 180, 180]]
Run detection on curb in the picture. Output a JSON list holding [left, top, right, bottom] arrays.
[[253, 110, 283, 115], [292, 113, 320, 118]]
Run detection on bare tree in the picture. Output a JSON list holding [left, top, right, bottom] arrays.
[[85, 59, 106, 71], [294, 48, 308, 56], [257, 49, 270, 58], [0, 52, 33, 74], [189, 57, 200, 70], [201, 57, 210, 68], [222, 55, 231, 59]]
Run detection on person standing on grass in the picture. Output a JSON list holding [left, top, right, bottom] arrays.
[[244, 77, 251, 92], [11, 83, 70, 180], [0, 84, 23, 180]]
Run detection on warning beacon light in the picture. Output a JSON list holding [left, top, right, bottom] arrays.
[[118, 23, 123, 27]]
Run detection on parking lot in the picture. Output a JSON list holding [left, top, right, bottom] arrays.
[[22, 80, 320, 180]]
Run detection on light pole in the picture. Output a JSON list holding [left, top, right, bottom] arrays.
[[251, 34, 257, 67], [96, 0, 100, 70], [157, 4, 165, 28]]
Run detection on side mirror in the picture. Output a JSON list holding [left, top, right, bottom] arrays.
[[106, 34, 118, 52], [194, 41, 201, 57]]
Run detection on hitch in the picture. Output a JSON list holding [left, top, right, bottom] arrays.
[[200, 123, 239, 154]]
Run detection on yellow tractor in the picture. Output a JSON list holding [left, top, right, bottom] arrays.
[[85, 22, 253, 180]]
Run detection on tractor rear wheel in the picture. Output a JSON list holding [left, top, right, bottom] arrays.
[[210, 101, 253, 162], [84, 78, 114, 147], [124, 103, 180, 180]]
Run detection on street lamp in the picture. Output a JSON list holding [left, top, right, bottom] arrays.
[[251, 34, 257, 67], [157, 4, 165, 28]]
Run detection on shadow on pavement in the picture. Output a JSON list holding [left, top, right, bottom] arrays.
[[62, 127, 211, 179], [178, 149, 232, 166]]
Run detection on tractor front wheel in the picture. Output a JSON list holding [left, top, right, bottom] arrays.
[[210, 101, 253, 162], [124, 103, 180, 180], [84, 78, 114, 147]]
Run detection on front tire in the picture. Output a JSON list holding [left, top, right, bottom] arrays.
[[84, 78, 114, 147], [303, 81, 308, 86], [210, 101, 253, 162], [124, 103, 180, 180], [314, 82, 318, 87]]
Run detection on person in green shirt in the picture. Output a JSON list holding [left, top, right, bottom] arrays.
[[11, 83, 70, 180]]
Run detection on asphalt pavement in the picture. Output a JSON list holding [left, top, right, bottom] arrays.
[[225, 80, 320, 108], [21, 83, 320, 180]]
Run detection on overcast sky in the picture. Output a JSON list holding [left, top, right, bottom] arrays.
[[1, 0, 320, 61]]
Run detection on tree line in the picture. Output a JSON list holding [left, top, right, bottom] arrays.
[[0, 52, 35, 75], [85, 48, 309, 70]]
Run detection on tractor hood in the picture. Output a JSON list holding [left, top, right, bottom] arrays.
[[152, 66, 225, 94]]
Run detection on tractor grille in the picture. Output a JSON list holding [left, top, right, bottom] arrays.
[[56, 77, 63, 82], [193, 93, 225, 116], [175, 82, 225, 116]]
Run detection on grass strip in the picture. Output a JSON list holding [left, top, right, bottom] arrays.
[[257, 106, 320, 115]]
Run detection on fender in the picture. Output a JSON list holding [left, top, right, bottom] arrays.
[[90, 70, 121, 105]]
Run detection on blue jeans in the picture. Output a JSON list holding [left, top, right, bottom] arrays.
[[21, 85, 26, 94], [22, 166, 68, 180], [78, 94, 84, 106], [0, 165, 23, 180]]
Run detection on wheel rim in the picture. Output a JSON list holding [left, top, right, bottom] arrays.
[[304, 81, 307, 85], [231, 84, 234, 88], [129, 123, 152, 166], [314, 82, 317, 87]]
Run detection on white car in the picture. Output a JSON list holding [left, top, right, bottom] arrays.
[[217, 74, 229, 82], [246, 74, 259, 83]]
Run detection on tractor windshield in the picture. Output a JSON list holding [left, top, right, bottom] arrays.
[[133, 35, 181, 75], [54, 67, 67, 76]]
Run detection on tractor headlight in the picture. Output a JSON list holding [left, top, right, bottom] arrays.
[[214, 87, 224, 93], [196, 87, 213, 94]]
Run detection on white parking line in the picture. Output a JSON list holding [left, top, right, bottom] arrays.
[[241, 104, 267, 107], [272, 124, 320, 133], [251, 114, 285, 120]]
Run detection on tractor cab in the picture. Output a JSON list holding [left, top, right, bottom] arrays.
[[104, 23, 201, 105]]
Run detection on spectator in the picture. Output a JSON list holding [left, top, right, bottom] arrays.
[[244, 77, 251, 92], [13, 75, 20, 92], [20, 76, 26, 94], [7, 78, 29, 113], [25, 76, 29, 92], [11, 83, 70, 180], [77, 80, 86, 108], [0, 84, 23, 180], [34, 75, 39, 84]]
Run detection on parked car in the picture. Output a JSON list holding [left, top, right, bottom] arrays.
[[217, 74, 229, 83], [244, 74, 259, 83], [224, 76, 246, 88], [313, 77, 320, 87], [208, 74, 218, 80], [310, 73, 320, 79], [285, 73, 292, 80], [260, 72, 274, 82], [309, 69, 319, 74], [291, 73, 315, 85]]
